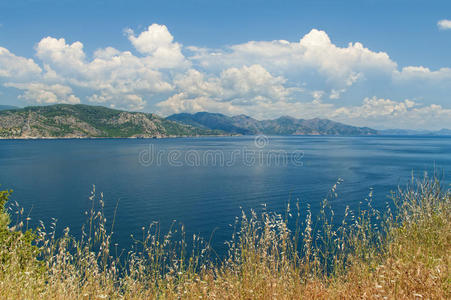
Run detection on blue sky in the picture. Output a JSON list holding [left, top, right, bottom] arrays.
[[0, 0, 450, 129]]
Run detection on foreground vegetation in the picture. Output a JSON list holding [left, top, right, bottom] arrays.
[[0, 176, 450, 299]]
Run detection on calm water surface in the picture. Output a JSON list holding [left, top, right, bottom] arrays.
[[0, 136, 450, 254]]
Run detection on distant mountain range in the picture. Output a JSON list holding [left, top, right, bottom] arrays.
[[0, 105, 18, 111], [378, 128, 451, 136], [167, 112, 378, 136], [0, 104, 219, 138], [0, 104, 449, 139]]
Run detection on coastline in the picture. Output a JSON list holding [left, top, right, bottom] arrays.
[[4, 132, 451, 141], [0, 133, 237, 140]]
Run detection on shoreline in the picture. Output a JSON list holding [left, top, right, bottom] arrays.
[[0, 134, 238, 140], [2, 134, 449, 141]]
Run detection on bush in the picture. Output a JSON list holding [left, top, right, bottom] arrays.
[[0, 189, 45, 297]]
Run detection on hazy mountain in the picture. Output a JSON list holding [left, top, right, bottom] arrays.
[[436, 128, 451, 135], [0, 104, 220, 138], [0, 105, 18, 111], [379, 128, 451, 136], [166, 112, 253, 134], [168, 112, 378, 136]]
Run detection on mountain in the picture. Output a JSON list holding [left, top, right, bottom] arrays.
[[167, 112, 378, 136], [0, 105, 18, 111], [379, 128, 451, 136], [166, 112, 255, 134], [436, 128, 451, 135], [0, 104, 220, 138], [9, 105, 446, 139]]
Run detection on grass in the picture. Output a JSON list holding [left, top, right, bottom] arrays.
[[0, 175, 450, 299]]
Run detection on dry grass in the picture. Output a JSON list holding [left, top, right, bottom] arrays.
[[0, 175, 450, 299]]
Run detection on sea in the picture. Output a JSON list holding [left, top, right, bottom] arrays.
[[0, 135, 450, 255]]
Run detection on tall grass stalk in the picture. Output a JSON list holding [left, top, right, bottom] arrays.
[[0, 174, 449, 299]]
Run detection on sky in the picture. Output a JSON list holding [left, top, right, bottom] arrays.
[[0, 0, 450, 130]]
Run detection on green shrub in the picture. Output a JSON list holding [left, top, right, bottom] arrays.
[[0, 189, 43, 274]]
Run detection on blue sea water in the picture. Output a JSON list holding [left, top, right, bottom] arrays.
[[0, 136, 450, 254]]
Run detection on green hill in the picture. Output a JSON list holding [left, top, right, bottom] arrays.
[[0, 104, 220, 138]]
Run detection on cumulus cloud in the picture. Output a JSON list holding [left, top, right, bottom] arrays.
[[36, 37, 86, 73], [333, 97, 417, 119], [437, 19, 451, 30], [157, 93, 243, 116], [189, 29, 397, 93], [331, 97, 451, 130], [88, 92, 146, 111], [0, 47, 42, 80], [311, 90, 325, 101], [395, 66, 451, 81], [329, 88, 346, 100], [174, 65, 291, 100], [126, 24, 188, 69], [31, 36, 175, 110], [5, 82, 80, 104], [157, 64, 297, 115]]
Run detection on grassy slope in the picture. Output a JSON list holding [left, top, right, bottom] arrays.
[[0, 104, 222, 138], [0, 176, 449, 299]]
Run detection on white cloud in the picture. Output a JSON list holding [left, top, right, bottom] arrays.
[[157, 64, 296, 115], [329, 88, 346, 100], [36, 37, 86, 73], [189, 29, 397, 93], [175, 65, 290, 100], [5, 82, 80, 104], [157, 93, 243, 116], [126, 24, 188, 69], [36, 37, 172, 89], [297, 29, 395, 83], [437, 19, 451, 30], [311, 90, 325, 101], [32, 36, 175, 110], [88, 92, 146, 111], [333, 97, 417, 119], [219, 64, 290, 100], [331, 97, 451, 130], [0, 47, 42, 80], [395, 66, 451, 81]]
